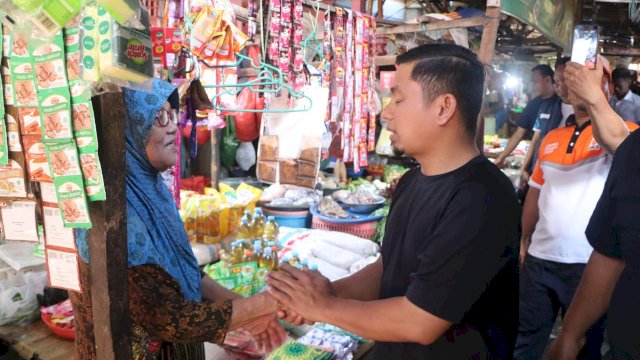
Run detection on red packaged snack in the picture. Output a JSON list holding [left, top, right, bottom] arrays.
[[22, 135, 52, 183]]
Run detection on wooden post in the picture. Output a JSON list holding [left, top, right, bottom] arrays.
[[377, 0, 383, 19], [88, 92, 132, 360], [211, 129, 221, 188], [476, 3, 501, 151]]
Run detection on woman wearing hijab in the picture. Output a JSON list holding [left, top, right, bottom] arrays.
[[69, 80, 286, 359]]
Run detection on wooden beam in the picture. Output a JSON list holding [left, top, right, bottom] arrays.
[[89, 92, 131, 360], [375, 55, 396, 66], [376, 16, 486, 35], [476, 4, 501, 151], [600, 44, 640, 57], [377, 0, 384, 19]]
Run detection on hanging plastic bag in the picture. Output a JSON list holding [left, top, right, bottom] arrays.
[[236, 142, 256, 171], [221, 115, 239, 170], [234, 86, 259, 142], [0, 271, 47, 326]]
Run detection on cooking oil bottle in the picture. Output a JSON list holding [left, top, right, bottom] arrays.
[[231, 242, 243, 264], [237, 217, 252, 241], [252, 213, 265, 240], [242, 250, 254, 264], [263, 216, 279, 244], [259, 248, 275, 269], [289, 251, 301, 267]]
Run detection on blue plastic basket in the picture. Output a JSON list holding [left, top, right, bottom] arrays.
[[263, 209, 311, 228]]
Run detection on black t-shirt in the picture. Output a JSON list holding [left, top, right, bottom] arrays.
[[516, 96, 544, 130], [373, 155, 520, 359], [586, 128, 640, 357]]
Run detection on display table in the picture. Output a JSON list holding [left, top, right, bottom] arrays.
[[0, 321, 74, 360]]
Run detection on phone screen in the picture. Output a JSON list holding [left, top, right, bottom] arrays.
[[571, 25, 599, 69]]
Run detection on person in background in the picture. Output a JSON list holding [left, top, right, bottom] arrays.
[[515, 57, 637, 360], [267, 44, 520, 359], [495, 64, 556, 168], [520, 57, 574, 183], [69, 80, 288, 360], [549, 59, 640, 360], [484, 71, 509, 135], [609, 67, 640, 124]]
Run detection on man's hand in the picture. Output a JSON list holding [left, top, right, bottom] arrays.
[[495, 155, 507, 169], [519, 237, 531, 267], [565, 56, 607, 107], [241, 314, 287, 353], [520, 167, 530, 187], [266, 264, 334, 323], [548, 334, 586, 360]]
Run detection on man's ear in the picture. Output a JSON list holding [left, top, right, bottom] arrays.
[[435, 94, 457, 126]]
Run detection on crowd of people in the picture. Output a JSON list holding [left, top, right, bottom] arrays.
[[68, 43, 640, 360]]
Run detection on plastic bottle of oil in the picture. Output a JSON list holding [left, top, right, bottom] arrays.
[[231, 242, 243, 264], [301, 259, 309, 271], [237, 217, 251, 241], [263, 216, 279, 244], [259, 248, 274, 269], [253, 244, 263, 261], [289, 251, 301, 267], [242, 250, 254, 264], [252, 213, 265, 240]]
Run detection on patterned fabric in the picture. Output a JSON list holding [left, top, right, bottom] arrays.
[[70, 260, 232, 360], [267, 340, 333, 360], [76, 79, 200, 301]]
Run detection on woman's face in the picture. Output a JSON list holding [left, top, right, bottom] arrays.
[[146, 101, 178, 172]]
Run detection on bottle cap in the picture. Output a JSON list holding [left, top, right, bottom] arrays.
[[310, 264, 319, 271], [245, 250, 252, 256], [253, 213, 260, 219], [264, 248, 273, 255], [282, 255, 291, 263], [256, 207, 263, 214], [295, 264, 304, 270], [268, 216, 275, 221], [268, 241, 275, 247], [302, 259, 309, 266], [293, 250, 300, 257]]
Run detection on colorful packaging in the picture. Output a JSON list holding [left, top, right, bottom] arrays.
[[5, 108, 22, 152], [98, 7, 154, 87], [39, 88, 73, 142], [0, 159, 27, 197], [23, 135, 52, 182], [96, 0, 142, 29], [63, 18, 81, 82], [79, 5, 101, 82], [8, 30, 30, 59], [17, 107, 42, 136], [2, 25, 9, 58], [10, 60, 38, 107], [79, 152, 105, 201], [54, 176, 92, 228], [31, 32, 68, 91], [2, 59, 14, 106], [70, 84, 98, 153], [46, 141, 81, 178]]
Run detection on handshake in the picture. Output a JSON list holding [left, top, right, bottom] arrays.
[[233, 263, 336, 352]]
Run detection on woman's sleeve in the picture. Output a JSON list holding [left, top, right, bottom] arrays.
[[128, 264, 233, 345]]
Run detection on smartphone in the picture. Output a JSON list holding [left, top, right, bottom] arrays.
[[571, 25, 599, 69]]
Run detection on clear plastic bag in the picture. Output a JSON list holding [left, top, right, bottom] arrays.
[[0, 271, 47, 326]]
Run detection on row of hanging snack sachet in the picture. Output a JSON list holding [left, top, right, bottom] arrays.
[[0, 23, 106, 230]]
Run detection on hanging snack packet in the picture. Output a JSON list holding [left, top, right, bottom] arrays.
[[39, 88, 73, 142], [63, 16, 81, 82], [190, 8, 223, 57], [1, 59, 13, 106], [8, 30, 30, 59], [54, 176, 92, 228], [17, 107, 42, 136], [70, 83, 97, 153], [10, 60, 38, 107], [98, 6, 154, 88], [0, 117, 7, 167], [79, 5, 100, 83], [23, 135, 52, 182], [46, 141, 81, 178], [79, 152, 105, 201], [31, 31, 68, 91], [0, 159, 27, 197], [5, 106, 22, 152]]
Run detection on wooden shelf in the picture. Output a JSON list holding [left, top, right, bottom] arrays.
[[376, 16, 487, 35]]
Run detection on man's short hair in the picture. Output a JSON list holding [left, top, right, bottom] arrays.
[[531, 64, 554, 81], [612, 68, 635, 82], [555, 57, 571, 70], [395, 44, 486, 137]]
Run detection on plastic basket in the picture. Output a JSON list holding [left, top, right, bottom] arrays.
[[41, 312, 75, 341], [311, 216, 377, 239], [263, 209, 311, 228]]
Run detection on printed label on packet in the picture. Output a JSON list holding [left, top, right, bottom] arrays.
[[10, 60, 38, 107], [18, 107, 42, 136], [0, 159, 27, 197], [23, 135, 52, 182], [39, 89, 73, 142], [6, 113, 22, 152], [9, 31, 30, 59], [40, 181, 59, 204], [43, 206, 76, 250], [31, 32, 68, 91], [79, 152, 105, 201], [46, 141, 82, 178], [2, 65, 14, 106], [70, 83, 98, 153], [53, 176, 92, 228]]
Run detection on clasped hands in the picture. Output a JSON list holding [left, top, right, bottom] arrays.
[[239, 264, 334, 352]]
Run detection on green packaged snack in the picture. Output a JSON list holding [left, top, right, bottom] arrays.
[[52, 175, 92, 228], [79, 5, 100, 82], [45, 140, 81, 178], [38, 88, 73, 142], [79, 152, 105, 201], [31, 31, 67, 91], [8, 30, 30, 59], [63, 17, 80, 81], [70, 82, 97, 153], [252, 266, 269, 295], [10, 59, 37, 107], [96, 0, 142, 29]]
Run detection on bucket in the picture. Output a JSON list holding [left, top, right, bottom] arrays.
[[263, 209, 311, 228]]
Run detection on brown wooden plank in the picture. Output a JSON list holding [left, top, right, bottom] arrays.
[[0, 322, 74, 360], [88, 92, 132, 359], [376, 16, 486, 35]]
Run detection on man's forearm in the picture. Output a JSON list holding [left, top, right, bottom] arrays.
[[522, 131, 540, 173], [318, 296, 450, 345], [587, 95, 630, 154], [498, 127, 527, 161], [331, 258, 383, 301], [521, 187, 540, 242], [559, 251, 624, 340]]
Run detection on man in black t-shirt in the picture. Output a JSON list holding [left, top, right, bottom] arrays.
[[267, 44, 520, 359]]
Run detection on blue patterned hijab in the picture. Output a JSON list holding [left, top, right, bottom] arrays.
[[77, 79, 201, 301]]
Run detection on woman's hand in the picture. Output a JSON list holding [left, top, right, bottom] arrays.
[[241, 314, 287, 353]]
